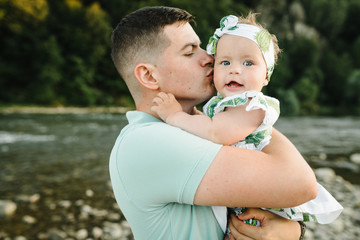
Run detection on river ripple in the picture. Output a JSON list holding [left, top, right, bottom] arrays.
[[275, 116, 360, 155]]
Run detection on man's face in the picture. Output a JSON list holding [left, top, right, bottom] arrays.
[[154, 22, 215, 106]]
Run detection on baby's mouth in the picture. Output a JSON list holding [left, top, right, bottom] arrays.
[[226, 81, 243, 88]]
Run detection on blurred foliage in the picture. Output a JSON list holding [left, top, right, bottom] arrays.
[[0, 0, 359, 115]]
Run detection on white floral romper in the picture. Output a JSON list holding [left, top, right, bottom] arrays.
[[203, 90, 343, 232]]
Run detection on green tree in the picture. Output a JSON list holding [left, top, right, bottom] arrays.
[[275, 89, 300, 116], [353, 37, 360, 68], [344, 70, 360, 106], [0, 0, 50, 103], [286, 37, 320, 82], [46, 0, 115, 106], [96, 0, 135, 26], [265, 52, 293, 95], [61, 56, 98, 105], [320, 51, 353, 105], [27, 36, 64, 104], [293, 76, 319, 114], [339, 0, 360, 44], [301, 0, 347, 39]]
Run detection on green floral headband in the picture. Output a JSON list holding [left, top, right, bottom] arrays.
[[207, 15, 275, 81]]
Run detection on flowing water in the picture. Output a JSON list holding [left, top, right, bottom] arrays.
[[0, 113, 127, 202], [0, 113, 359, 237]]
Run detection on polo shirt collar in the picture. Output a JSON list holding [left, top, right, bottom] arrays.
[[126, 111, 162, 124]]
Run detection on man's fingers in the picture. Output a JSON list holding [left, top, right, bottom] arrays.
[[228, 214, 258, 240], [237, 208, 264, 222]]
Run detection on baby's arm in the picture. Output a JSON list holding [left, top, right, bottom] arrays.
[[151, 92, 264, 145]]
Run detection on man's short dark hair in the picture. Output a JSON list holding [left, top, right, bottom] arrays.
[[111, 6, 194, 80]]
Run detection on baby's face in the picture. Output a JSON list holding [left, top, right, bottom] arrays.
[[213, 34, 268, 97]]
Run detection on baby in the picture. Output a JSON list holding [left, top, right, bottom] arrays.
[[151, 13, 343, 233]]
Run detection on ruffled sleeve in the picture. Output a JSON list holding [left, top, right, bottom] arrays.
[[203, 91, 280, 149]]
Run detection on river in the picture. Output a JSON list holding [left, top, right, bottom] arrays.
[[0, 113, 359, 238]]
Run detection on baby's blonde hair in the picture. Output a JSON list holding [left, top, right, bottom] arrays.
[[237, 12, 281, 63]]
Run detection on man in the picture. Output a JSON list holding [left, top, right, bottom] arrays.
[[109, 6, 317, 239]]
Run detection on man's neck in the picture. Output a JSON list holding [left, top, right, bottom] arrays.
[[136, 104, 160, 120], [177, 99, 200, 115], [136, 100, 197, 122]]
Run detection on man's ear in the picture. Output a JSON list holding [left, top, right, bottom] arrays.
[[134, 63, 159, 90]]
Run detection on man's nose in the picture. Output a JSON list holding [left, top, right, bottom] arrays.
[[200, 49, 214, 67]]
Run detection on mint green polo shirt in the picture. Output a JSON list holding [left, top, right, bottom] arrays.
[[109, 111, 223, 239]]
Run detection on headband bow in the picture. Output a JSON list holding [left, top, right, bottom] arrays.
[[206, 15, 275, 81]]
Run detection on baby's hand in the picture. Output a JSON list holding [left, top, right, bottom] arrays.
[[151, 92, 183, 122]]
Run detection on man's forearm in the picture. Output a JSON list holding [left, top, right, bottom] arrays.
[[260, 128, 318, 205], [194, 129, 318, 207]]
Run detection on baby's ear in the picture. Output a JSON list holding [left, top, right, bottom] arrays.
[[134, 63, 159, 90], [263, 78, 269, 86]]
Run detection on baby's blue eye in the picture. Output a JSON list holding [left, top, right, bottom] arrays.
[[221, 61, 230, 66], [244, 61, 253, 66]]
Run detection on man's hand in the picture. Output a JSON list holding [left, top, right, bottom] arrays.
[[225, 208, 301, 240], [151, 92, 183, 122]]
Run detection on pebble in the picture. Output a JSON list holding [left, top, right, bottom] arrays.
[[58, 200, 72, 208], [85, 189, 94, 197], [103, 221, 123, 238], [76, 229, 88, 239], [314, 168, 335, 181], [0, 200, 17, 218], [22, 215, 36, 224], [92, 227, 103, 239], [15, 194, 40, 203], [350, 153, 360, 164], [319, 153, 327, 160], [47, 229, 67, 240], [107, 212, 121, 221], [14, 236, 26, 240]]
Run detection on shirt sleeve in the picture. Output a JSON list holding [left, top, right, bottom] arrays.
[[114, 122, 222, 209]]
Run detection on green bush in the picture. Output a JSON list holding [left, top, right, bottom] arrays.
[[275, 89, 300, 116]]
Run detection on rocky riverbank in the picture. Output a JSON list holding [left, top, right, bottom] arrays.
[[0, 182, 134, 240], [0, 166, 359, 240], [304, 168, 360, 240]]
